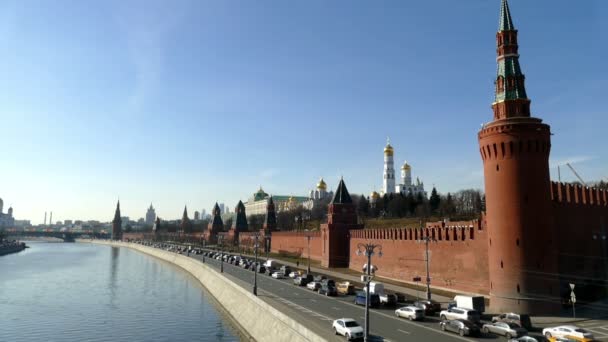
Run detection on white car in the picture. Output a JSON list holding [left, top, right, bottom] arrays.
[[439, 307, 481, 323], [332, 318, 364, 341], [395, 306, 425, 321], [306, 281, 321, 291], [508, 337, 538, 342], [288, 271, 298, 278], [542, 325, 594, 340], [271, 272, 284, 279]]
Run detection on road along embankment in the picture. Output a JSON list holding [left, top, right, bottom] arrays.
[[86, 240, 327, 342]]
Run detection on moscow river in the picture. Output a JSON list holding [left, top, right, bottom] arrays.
[[0, 241, 241, 342]]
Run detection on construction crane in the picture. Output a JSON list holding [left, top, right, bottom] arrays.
[[566, 163, 587, 186]]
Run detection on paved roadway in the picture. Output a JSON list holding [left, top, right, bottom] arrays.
[[187, 251, 550, 342]]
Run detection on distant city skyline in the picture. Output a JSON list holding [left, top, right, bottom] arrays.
[[1, 0, 606, 224]]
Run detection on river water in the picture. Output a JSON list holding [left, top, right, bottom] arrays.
[[0, 242, 241, 342]]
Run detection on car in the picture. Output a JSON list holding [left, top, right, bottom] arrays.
[[256, 265, 266, 273], [354, 291, 380, 308], [395, 306, 425, 321], [439, 307, 481, 323], [279, 265, 291, 276], [318, 284, 337, 296], [543, 326, 594, 340], [414, 299, 442, 315], [265, 267, 276, 276], [547, 336, 596, 342], [332, 318, 364, 341], [482, 322, 528, 339], [271, 271, 284, 279], [394, 292, 407, 303], [307, 281, 321, 291], [337, 281, 356, 295], [313, 275, 327, 282], [294, 274, 313, 286], [492, 312, 533, 330], [288, 271, 300, 278], [321, 279, 335, 287], [379, 293, 398, 306], [508, 336, 538, 342], [439, 319, 481, 337]]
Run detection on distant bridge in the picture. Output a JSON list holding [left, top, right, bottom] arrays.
[[7, 231, 111, 242]]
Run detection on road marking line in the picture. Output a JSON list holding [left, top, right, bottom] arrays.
[[398, 329, 411, 335]]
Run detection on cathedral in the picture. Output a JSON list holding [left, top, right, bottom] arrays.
[[0, 198, 15, 228], [381, 139, 426, 197]]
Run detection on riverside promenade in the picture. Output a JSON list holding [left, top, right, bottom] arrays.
[[0, 240, 26, 256]]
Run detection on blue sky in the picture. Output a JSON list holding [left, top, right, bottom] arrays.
[[1, 0, 606, 224]]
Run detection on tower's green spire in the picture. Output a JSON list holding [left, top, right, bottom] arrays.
[[499, 0, 515, 32]]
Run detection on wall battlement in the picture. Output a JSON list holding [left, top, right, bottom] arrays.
[[550, 181, 608, 207], [349, 219, 482, 243]]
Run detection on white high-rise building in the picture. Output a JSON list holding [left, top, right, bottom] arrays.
[[145, 204, 156, 225], [382, 138, 396, 195]]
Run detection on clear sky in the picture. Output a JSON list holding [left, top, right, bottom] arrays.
[[1, 0, 606, 224]]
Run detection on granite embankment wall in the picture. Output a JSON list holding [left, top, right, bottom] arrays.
[[88, 240, 326, 342]]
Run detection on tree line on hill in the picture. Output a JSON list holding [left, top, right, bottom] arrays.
[[352, 188, 484, 221]]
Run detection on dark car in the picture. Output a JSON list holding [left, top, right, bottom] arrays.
[[313, 275, 327, 282], [294, 274, 314, 286], [265, 267, 276, 276], [440, 319, 481, 337], [394, 292, 407, 303], [318, 284, 338, 296], [256, 265, 266, 273], [415, 300, 442, 315], [279, 265, 292, 276], [321, 279, 335, 287], [354, 291, 380, 308]]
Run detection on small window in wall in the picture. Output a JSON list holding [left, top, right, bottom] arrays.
[[516, 238, 520, 247], [517, 284, 520, 293], [496, 164, 500, 172], [501, 260, 504, 269]]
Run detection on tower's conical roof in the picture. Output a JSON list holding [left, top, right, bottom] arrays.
[[330, 178, 353, 204], [499, 0, 515, 32]]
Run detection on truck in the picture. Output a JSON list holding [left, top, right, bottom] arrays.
[[364, 282, 397, 306], [453, 295, 485, 313]]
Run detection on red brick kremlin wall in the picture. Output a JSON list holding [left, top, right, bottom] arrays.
[[550, 182, 608, 291], [349, 219, 490, 295], [270, 231, 323, 261]]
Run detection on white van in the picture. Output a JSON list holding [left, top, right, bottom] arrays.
[[263, 259, 276, 268]]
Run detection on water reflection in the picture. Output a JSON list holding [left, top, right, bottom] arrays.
[[0, 242, 240, 342]]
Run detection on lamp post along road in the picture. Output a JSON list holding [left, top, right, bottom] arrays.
[[219, 235, 224, 273], [423, 236, 432, 300], [253, 233, 260, 296], [356, 242, 382, 342], [306, 234, 312, 274]]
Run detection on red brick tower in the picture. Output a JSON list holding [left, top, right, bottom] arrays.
[[479, 0, 559, 313], [205, 202, 224, 244], [321, 178, 362, 268]]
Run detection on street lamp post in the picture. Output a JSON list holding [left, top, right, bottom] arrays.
[[265, 234, 271, 260], [419, 236, 433, 301], [202, 239, 206, 263], [306, 234, 312, 274], [253, 233, 260, 296], [356, 242, 383, 342], [218, 235, 224, 273]]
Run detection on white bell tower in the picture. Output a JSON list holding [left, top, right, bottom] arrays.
[[382, 138, 395, 195]]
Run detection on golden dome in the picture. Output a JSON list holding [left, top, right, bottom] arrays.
[[316, 178, 327, 190], [401, 161, 411, 171], [383, 144, 394, 156], [370, 191, 380, 199]]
